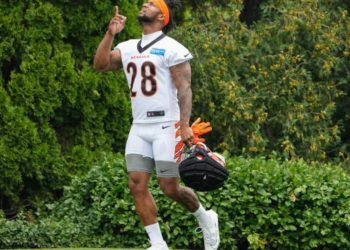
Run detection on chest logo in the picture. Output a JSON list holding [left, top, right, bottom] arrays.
[[150, 48, 166, 56]]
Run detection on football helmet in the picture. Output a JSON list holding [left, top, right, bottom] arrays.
[[179, 143, 229, 192]]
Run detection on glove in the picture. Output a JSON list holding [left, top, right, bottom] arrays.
[[175, 117, 212, 142], [191, 117, 212, 143]]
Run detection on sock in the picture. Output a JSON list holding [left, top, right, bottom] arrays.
[[145, 223, 165, 244], [192, 204, 210, 225]]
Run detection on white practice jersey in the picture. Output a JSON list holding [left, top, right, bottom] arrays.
[[115, 32, 193, 123]]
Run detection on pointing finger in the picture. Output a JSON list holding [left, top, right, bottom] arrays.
[[115, 5, 119, 16], [115, 15, 126, 21]]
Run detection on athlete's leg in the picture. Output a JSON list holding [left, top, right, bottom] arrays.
[[153, 119, 220, 249], [125, 125, 168, 249], [158, 176, 219, 249], [128, 171, 157, 225], [158, 177, 199, 212], [152, 122, 220, 249], [128, 171, 168, 249], [153, 122, 200, 212]]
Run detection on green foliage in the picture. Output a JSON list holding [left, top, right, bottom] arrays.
[[0, 0, 134, 214], [1, 154, 349, 249], [171, 1, 349, 163], [226, 157, 350, 249], [0, 212, 90, 248], [0, 86, 67, 208], [48, 0, 143, 63], [1, 0, 350, 236]]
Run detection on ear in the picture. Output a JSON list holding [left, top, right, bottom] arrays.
[[158, 13, 165, 23]]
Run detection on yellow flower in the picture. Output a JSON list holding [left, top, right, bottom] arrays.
[[289, 192, 297, 202], [248, 147, 258, 153]]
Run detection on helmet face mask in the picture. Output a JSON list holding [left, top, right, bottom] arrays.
[[179, 143, 229, 192]]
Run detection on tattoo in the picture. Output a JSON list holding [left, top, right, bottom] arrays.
[[170, 61, 192, 125], [178, 186, 200, 212]]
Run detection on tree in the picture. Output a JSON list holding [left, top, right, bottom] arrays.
[[0, 0, 140, 216], [171, 0, 350, 163]]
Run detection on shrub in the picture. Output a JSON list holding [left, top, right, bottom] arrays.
[[1, 153, 349, 249], [171, 1, 350, 163], [0, 212, 92, 248], [224, 157, 350, 249], [0, 86, 68, 212], [0, 0, 133, 214]]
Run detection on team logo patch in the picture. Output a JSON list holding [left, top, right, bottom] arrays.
[[150, 48, 166, 56]]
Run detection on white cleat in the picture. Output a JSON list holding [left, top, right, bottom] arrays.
[[147, 241, 169, 250], [199, 210, 220, 250]]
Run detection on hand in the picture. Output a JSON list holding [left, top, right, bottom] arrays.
[[174, 118, 212, 163], [107, 6, 127, 36], [175, 117, 212, 144], [181, 125, 194, 147]]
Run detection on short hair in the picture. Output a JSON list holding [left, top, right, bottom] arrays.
[[163, 0, 182, 34]]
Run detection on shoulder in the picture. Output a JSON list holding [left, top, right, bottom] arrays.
[[162, 36, 189, 50], [161, 36, 193, 66], [161, 36, 192, 57], [115, 39, 140, 51]]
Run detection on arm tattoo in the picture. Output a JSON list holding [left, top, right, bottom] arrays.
[[170, 61, 192, 125]]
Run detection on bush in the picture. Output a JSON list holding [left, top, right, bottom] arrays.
[[0, 0, 133, 214], [0, 212, 93, 248], [1, 153, 349, 249], [171, 1, 350, 163], [0, 86, 68, 212], [225, 157, 350, 249]]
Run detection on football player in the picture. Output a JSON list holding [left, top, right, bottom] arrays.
[[93, 1, 220, 249]]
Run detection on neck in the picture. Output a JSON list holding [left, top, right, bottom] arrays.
[[142, 23, 164, 35]]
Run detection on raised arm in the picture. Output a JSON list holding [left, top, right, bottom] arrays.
[[93, 6, 126, 72], [170, 61, 194, 146]]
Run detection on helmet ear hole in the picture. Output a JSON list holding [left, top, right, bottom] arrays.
[[179, 143, 229, 192], [196, 153, 204, 160]]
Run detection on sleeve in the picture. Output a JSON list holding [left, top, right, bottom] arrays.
[[114, 41, 128, 67], [114, 42, 123, 51], [166, 40, 193, 67], [114, 39, 131, 52]]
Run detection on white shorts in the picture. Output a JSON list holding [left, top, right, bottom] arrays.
[[125, 121, 182, 177]]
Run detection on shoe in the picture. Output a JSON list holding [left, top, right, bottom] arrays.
[[199, 210, 220, 250], [147, 241, 169, 250]]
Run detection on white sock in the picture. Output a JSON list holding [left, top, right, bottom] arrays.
[[145, 223, 165, 245], [192, 204, 210, 225]]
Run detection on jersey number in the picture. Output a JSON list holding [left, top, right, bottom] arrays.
[[127, 61, 157, 97]]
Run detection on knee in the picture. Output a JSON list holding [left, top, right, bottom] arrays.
[[128, 178, 146, 196]]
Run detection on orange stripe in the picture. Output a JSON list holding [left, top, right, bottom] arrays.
[[148, 0, 170, 26], [175, 141, 184, 153], [175, 121, 181, 137], [176, 129, 181, 138], [174, 121, 183, 163], [174, 150, 182, 159]]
